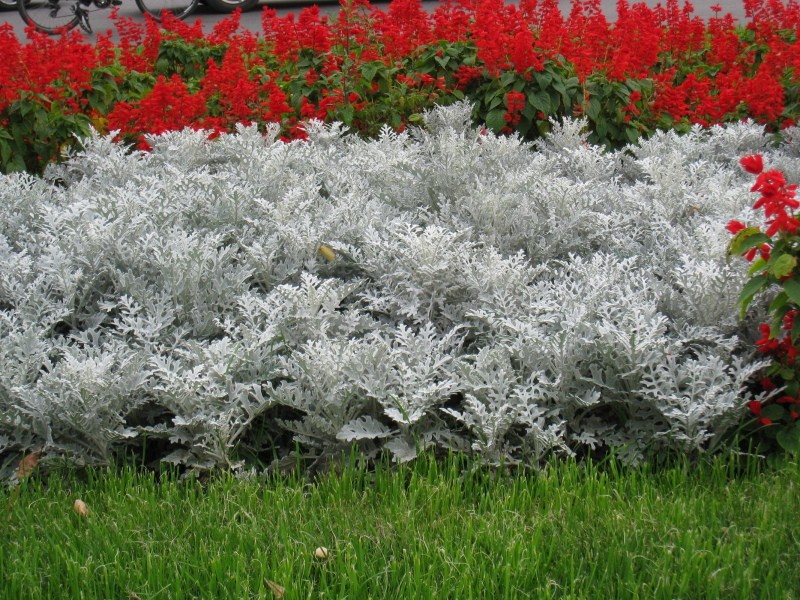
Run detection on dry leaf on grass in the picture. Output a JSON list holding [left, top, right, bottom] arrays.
[[16, 451, 41, 479], [73, 499, 89, 517], [265, 579, 285, 598]]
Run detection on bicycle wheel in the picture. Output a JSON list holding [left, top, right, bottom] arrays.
[[202, 0, 257, 14], [17, 0, 81, 34], [135, 0, 196, 21]]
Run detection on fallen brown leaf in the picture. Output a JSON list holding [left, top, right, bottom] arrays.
[[16, 451, 41, 479], [265, 579, 285, 598], [73, 498, 89, 517]]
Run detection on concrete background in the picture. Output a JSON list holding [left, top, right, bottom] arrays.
[[0, 1, 750, 43]]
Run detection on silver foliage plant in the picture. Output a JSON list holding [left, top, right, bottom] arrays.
[[0, 102, 780, 477]]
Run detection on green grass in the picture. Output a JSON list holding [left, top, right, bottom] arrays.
[[1, 453, 798, 599]]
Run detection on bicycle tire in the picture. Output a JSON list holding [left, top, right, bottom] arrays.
[[202, 0, 256, 14], [134, 0, 196, 22], [17, 0, 81, 34]]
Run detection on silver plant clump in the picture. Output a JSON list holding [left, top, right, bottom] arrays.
[[0, 103, 781, 477]]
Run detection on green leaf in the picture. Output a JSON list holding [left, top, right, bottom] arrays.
[[586, 97, 602, 121], [535, 72, 553, 89], [529, 91, 551, 114], [770, 254, 797, 278], [748, 257, 768, 276], [522, 103, 537, 120], [777, 424, 800, 453], [500, 71, 516, 87], [738, 274, 769, 317], [769, 291, 789, 314], [783, 279, 800, 305], [595, 118, 607, 140], [762, 404, 787, 421], [536, 119, 552, 137], [6, 155, 26, 173], [728, 227, 770, 256], [487, 93, 504, 111], [485, 108, 507, 132], [551, 77, 576, 108], [361, 62, 380, 82], [339, 104, 355, 125], [771, 303, 791, 337]]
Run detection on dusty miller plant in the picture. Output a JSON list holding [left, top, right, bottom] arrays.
[[0, 102, 780, 477]]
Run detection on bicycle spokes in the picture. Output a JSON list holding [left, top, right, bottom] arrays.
[[20, 0, 195, 36], [18, 0, 82, 34], [78, 7, 91, 33], [135, 0, 197, 22]]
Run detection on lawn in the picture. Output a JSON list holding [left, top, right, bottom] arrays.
[[2, 453, 798, 599]]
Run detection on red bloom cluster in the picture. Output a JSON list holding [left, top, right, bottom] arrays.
[[744, 155, 800, 237], [470, 0, 544, 76], [107, 74, 207, 150], [7, 0, 800, 172], [747, 400, 775, 426], [748, 397, 800, 426], [370, 0, 435, 60], [262, 5, 332, 62], [0, 24, 109, 114], [735, 159, 800, 436], [503, 90, 526, 127]]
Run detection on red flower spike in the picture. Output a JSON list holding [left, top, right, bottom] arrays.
[[776, 395, 800, 404], [758, 417, 773, 426], [740, 154, 764, 175], [755, 324, 781, 353], [760, 377, 776, 391], [765, 212, 800, 237], [747, 400, 763, 416], [725, 220, 746, 234], [752, 170, 787, 196]]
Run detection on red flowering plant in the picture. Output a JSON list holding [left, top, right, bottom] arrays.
[[8, 0, 800, 173], [728, 154, 800, 454]]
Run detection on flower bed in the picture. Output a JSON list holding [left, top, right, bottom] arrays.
[[1, 104, 794, 476], [3, 0, 800, 476], [2, 0, 800, 173]]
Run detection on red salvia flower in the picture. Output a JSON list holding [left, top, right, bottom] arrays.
[[776, 395, 800, 404], [748, 400, 763, 416], [740, 155, 764, 175], [760, 377, 777, 391], [755, 323, 781, 353], [725, 220, 747, 234]]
